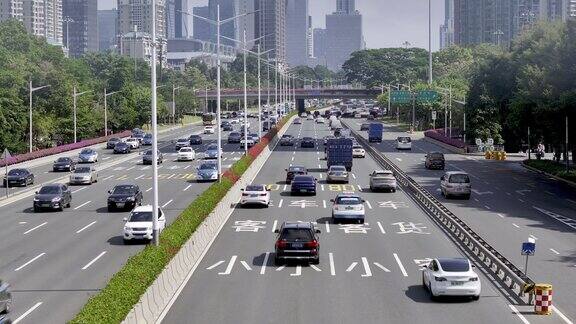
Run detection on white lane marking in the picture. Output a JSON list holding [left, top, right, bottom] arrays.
[[278, 199, 283, 208], [567, 198, 576, 205], [167, 174, 176, 179], [366, 200, 372, 209], [393, 253, 408, 277], [271, 220, 278, 233], [206, 261, 224, 270], [240, 261, 252, 271], [276, 265, 286, 271], [135, 174, 145, 180], [183, 184, 192, 191], [346, 262, 358, 272], [13, 302, 43, 324], [508, 305, 530, 324], [374, 262, 391, 272], [512, 223, 520, 228], [473, 198, 479, 202], [318, 164, 321, 168], [72, 187, 87, 194], [310, 264, 322, 272], [102, 157, 111, 160], [361, 257, 372, 277], [218, 255, 237, 275], [319, 173, 323, 179], [292, 151, 295, 155], [15, 253, 45, 271], [260, 253, 270, 275], [291, 156, 294, 161], [351, 173, 356, 179], [323, 200, 327, 208], [76, 221, 97, 234], [82, 251, 107, 270], [184, 165, 191, 170], [551, 306, 574, 324], [126, 166, 135, 171], [283, 184, 287, 191], [550, 248, 560, 255], [529, 235, 538, 241], [321, 184, 325, 191], [377, 221, 385, 234], [102, 175, 114, 181], [533, 206, 576, 230], [357, 185, 362, 191], [497, 213, 505, 218], [19, 222, 27, 224], [290, 265, 302, 276], [329, 252, 336, 276], [74, 200, 92, 210], [395, 158, 402, 162], [222, 157, 227, 161], [484, 205, 491, 210], [161, 199, 173, 208], [23, 222, 47, 235], [518, 198, 525, 203], [325, 221, 330, 233], [545, 190, 555, 196], [146, 187, 152, 192]]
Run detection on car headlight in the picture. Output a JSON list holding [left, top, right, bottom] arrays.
[[124, 226, 131, 231], [126, 197, 135, 201], [34, 197, 39, 202], [52, 197, 61, 202]]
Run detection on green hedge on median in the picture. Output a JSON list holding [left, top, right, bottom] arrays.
[[524, 159, 576, 183], [70, 111, 296, 324]]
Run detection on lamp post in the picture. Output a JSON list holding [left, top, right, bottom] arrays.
[[28, 81, 50, 153], [428, 0, 433, 85], [172, 85, 183, 124], [151, 0, 160, 246], [73, 86, 92, 143], [104, 89, 121, 137]]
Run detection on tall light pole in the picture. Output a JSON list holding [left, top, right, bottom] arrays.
[[151, 0, 160, 246], [104, 88, 121, 136], [428, 0, 433, 85], [73, 86, 92, 143], [172, 85, 183, 124], [63, 17, 74, 57], [243, 29, 248, 153], [29, 81, 50, 153]]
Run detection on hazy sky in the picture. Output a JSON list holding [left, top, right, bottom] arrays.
[[98, 0, 444, 51]]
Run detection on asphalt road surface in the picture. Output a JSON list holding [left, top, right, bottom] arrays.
[[161, 118, 556, 324]]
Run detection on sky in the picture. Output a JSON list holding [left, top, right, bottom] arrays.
[[98, 0, 445, 51]]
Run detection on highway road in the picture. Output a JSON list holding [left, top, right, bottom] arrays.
[[345, 118, 576, 322], [160, 118, 548, 324], [0, 121, 252, 323]]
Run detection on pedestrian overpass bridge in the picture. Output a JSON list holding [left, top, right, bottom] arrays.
[[195, 88, 381, 100]]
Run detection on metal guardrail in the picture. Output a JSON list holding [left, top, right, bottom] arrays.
[[342, 120, 534, 303]]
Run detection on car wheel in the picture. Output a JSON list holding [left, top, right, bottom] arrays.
[[312, 256, 320, 265], [33, 206, 39, 213], [392, 188, 396, 193], [274, 255, 282, 266], [422, 273, 427, 289], [59, 205, 64, 212], [465, 194, 471, 200], [429, 283, 437, 300], [472, 295, 480, 301], [123, 239, 130, 245], [4, 299, 11, 313]]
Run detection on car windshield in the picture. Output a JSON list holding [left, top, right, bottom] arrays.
[[330, 166, 346, 172], [8, 169, 26, 176], [180, 148, 193, 152], [230, 132, 240, 137], [246, 185, 265, 191], [293, 176, 312, 182], [303, 137, 313, 141], [39, 186, 61, 194], [144, 151, 153, 155], [398, 137, 411, 143], [289, 167, 305, 172], [80, 149, 93, 154], [200, 164, 217, 170], [281, 228, 313, 241], [74, 167, 91, 173], [112, 185, 136, 195], [336, 196, 362, 205], [439, 259, 470, 272], [144, 134, 152, 139], [282, 135, 292, 138], [449, 174, 470, 184], [190, 135, 200, 139], [129, 211, 152, 222], [56, 157, 70, 162], [375, 172, 394, 178], [353, 145, 362, 149], [116, 142, 127, 147], [109, 137, 120, 142], [207, 145, 217, 150]]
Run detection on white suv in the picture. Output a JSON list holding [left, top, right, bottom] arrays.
[[123, 205, 166, 243], [126, 138, 140, 149]]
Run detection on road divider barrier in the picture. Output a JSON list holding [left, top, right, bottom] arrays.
[[534, 284, 553, 315]]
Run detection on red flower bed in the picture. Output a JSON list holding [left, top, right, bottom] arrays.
[[424, 129, 465, 149]]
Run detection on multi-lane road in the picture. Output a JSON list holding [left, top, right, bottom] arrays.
[[0, 122, 252, 323], [160, 117, 560, 324]]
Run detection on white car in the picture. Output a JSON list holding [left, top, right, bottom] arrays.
[[422, 258, 481, 300], [307, 115, 314, 120], [240, 138, 255, 148], [352, 145, 365, 158], [240, 121, 251, 128], [316, 117, 325, 124], [396, 136, 412, 150], [240, 184, 270, 207], [229, 119, 239, 124], [204, 126, 215, 134], [331, 192, 365, 223], [125, 138, 140, 149], [369, 170, 397, 192], [177, 147, 196, 161], [69, 166, 98, 185], [123, 205, 166, 243]]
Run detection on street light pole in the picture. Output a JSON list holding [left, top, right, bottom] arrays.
[[243, 29, 248, 154], [258, 44, 262, 139], [151, 0, 159, 246], [428, 0, 433, 85], [104, 88, 121, 136], [172, 85, 183, 124], [73, 86, 92, 143], [29, 81, 50, 153]]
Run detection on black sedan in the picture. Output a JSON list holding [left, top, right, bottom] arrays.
[[189, 135, 203, 145], [228, 132, 242, 143], [275, 222, 320, 265], [360, 123, 370, 131], [114, 142, 131, 154], [3, 168, 34, 187], [33, 184, 72, 212], [300, 137, 315, 148], [107, 184, 143, 211], [290, 175, 317, 195], [107, 137, 121, 149], [279, 134, 295, 146], [223, 124, 233, 131], [52, 157, 76, 172]]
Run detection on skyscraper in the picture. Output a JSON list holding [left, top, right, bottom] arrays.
[[440, 0, 454, 49], [325, 0, 363, 71], [306, 15, 313, 59], [313, 28, 326, 63], [63, 0, 97, 57], [165, 0, 192, 39], [255, 0, 286, 63], [117, 0, 166, 38], [208, 0, 235, 46], [0, 0, 23, 21], [98, 9, 117, 52], [336, 0, 355, 14], [286, 0, 309, 66], [193, 5, 210, 42]]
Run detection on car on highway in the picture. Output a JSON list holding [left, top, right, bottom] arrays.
[[204, 125, 215, 134], [125, 137, 140, 149], [227, 132, 241, 143], [0, 279, 11, 315], [107, 184, 143, 211], [323, 135, 335, 145], [196, 162, 218, 182], [52, 157, 76, 172], [354, 113, 362, 119], [352, 144, 365, 158], [177, 147, 196, 161], [396, 136, 412, 150], [331, 192, 366, 224], [360, 123, 370, 131], [204, 144, 221, 159], [174, 138, 190, 150], [294, 118, 302, 124], [107, 137, 122, 149], [222, 123, 233, 131], [229, 118, 239, 124], [132, 133, 145, 144], [122, 205, 166, 243], [440, 171, 471, 199], [279, 134, 295, 146], [422, 258, 481, 300], [221, 120, 231, 128], [306, 115, 314, 120], [189, 134, 202, 145], [290, 175, 317, 195], [369, 170, 397, 192], [274, 221, 320, 265], [316, 117, 325, 124], [78, 148, 98, 163], [240, 184, 270, 207], [33, 184, 72, 212], [285, 166, 307, 183], [3, 168, 34, 187], [240, 137, 255, 148], [142, 150, 164, 165], [69, 166, 98, 185], [327, 165, 349, 183], [300, 137, 315, 148], [113, 142, 131, 154], [143, 133, 153, 146], [425, 152, 445, 170], [249, 133, 260, 143]]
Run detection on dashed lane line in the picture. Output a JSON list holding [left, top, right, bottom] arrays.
[[74, 200, 92, 210], [13, 302, 43, 324], [15, 253, 45, 271], [81, 251, 107, 270], [23, 222, 47, 235], [508, 305, 530, 324]]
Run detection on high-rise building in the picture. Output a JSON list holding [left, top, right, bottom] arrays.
[[208, 0, 235, 46], [325, 0, 363, 71], [165, 0, 175, 38], [165, 0, 191, 39], [236, 0, 255, 49], [63, 0, 97, 57], [98, 9, 117, 52], [0, 0, 23, 21], [440, 0, 454, 49], [286, 0, 309, 66], [192, 5, 210, 41], [313, 27, 326, 64], [117, 0, 166, 38], [306, 15, 313, 59], [255, 0, 286, 63], [13, 0, 63, 45], [336, 0, 355, 14]]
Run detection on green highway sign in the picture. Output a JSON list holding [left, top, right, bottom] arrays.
[[390, 90, 412, 104], [417, 90, 438, 103]]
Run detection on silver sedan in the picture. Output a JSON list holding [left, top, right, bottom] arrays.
[[327, 165, 349, 183], [69, 166, 98, 185]]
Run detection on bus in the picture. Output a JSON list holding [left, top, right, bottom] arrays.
[[202, 113, 216, 126]]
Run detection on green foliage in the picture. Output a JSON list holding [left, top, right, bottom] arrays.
[[524, 159, 576, 183]]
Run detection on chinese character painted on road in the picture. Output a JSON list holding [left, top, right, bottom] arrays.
[[231, 220, 266, 232], [289, 199, 318, 208], [206, 255, 252, 275], [378, 201, 408, 209], [392, 222, 430, 235], [339, 223, 371, 234], [413, 258, 433, 270], [346, 257, 391, 277]]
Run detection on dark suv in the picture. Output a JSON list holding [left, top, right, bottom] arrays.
[[189, 135, 203, 145], [285, 166, 307, 183], [228, 132, 241, 143], [107, 184, 143, 211], [425, 152, 445, 170], [274, 222, 320, 265], [290, 175, 317, 195], [33, 184, 72, 212], [279, 134, 295, 146]]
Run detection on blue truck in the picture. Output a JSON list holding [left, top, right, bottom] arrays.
[[368, 123, 383, 142], [326, 138, 353, 171]]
